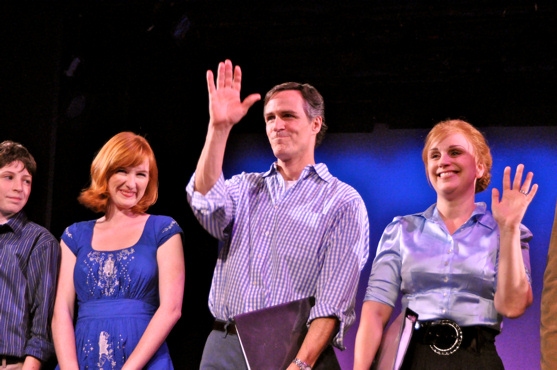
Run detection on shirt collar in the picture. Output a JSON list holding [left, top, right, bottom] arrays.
[[0, 211, 28, 236], [263, 162, 332, 183], [420, 202, 496, 230]]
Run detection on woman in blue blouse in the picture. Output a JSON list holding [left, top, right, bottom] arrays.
[[354, 119, 537, 369]]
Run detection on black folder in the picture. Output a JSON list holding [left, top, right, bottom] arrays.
[[234, 297, 340, 370]]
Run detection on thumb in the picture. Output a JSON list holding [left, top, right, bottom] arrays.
[[242, 93, 261, 111]]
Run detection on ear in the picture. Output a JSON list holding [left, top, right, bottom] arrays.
[[312, 116, 322, 133], [476, 162, 485, 179]]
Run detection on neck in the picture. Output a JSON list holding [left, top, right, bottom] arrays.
[[436, 195, 476, 234], [276, 158, 314, 181], [102, 205, 143, 223]]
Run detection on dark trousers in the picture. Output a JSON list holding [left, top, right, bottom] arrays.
[[199, 330, 248, 370]]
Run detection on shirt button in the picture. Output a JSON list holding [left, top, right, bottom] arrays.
[[443, 276, 448, 282], [444, 261, 449, 266], [442, 309, 446, 314]]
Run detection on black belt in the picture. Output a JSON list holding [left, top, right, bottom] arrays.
[[1, 355, 24, 365], [213, 320, 237, 335], [414, 320, 497, 355]]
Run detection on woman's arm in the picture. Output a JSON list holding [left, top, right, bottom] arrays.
[[51, 241, 79, 370], [353, 301, 393, 370], [121, 233, 185, 370], [492, 164, 537, 317]]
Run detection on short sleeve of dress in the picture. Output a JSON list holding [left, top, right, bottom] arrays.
[[61, 223, 80, 255], [152, 215, 183, 247]]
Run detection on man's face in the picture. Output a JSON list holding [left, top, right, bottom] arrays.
[[264, 90, 321, 164], [0, 161, 32, 223]]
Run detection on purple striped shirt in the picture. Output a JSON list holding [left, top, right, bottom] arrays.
[[0, 211, 60, 361], [187, 163, 369, 348]]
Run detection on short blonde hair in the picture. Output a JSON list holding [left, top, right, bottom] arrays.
[[422, 119, 492, 193], [78, 132, 158, 213]]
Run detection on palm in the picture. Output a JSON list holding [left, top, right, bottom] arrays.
[[206, 60, 260, 129], [491, 164, 538, 228], [209, 85, 247, 126]]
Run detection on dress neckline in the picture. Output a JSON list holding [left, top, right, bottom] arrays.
[[89, 215, 151, 252]]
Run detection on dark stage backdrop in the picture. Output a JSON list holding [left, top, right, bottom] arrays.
[[1, 2, 556, 369], [223, 126, 556, 370]]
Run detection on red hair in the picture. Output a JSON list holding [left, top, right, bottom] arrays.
[[78, 132, 158, 213], [422, 119, 492, 193]]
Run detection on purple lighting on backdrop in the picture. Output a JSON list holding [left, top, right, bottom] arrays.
[[225, 125, 557, 370]]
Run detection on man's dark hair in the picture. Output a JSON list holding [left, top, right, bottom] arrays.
[[0, 140, 37, 176], [264, 82, 328, 147]]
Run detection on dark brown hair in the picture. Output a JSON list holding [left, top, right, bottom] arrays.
[[0, 140, 36, 176], [264, 82, 328, 146]]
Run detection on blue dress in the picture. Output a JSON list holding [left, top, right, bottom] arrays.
[[58, 215, 182, 370]]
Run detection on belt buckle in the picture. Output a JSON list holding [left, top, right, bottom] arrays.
[[428, 319, 463, 355]]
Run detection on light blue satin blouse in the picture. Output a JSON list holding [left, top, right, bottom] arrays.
[[364, 202, 532, 331]]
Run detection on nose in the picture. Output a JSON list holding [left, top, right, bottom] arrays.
[[12, 179, 23, 192], [124, 174, 136, 188], [438, 152, 450, 167], [273, 117, 285, 131]]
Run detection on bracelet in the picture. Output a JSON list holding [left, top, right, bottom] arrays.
[[292, 358, 311, 370]]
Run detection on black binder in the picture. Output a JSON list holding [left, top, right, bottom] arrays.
[[234, 297, 340, 370]]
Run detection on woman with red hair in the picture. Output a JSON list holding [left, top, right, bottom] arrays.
[[52, 132, 184, 369]]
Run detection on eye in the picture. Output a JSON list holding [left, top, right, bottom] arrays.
[[430, 152, 440, 160], [24, 179, 32, 185], [137, 172, 148, 177], [449, 149, 462, 156], [116, 168, 127, 173]]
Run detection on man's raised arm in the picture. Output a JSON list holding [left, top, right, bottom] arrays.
[[194, 59, 260, 195]]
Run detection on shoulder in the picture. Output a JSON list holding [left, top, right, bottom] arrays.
[[384, 211, 426, 233], [18, 221, 59, 254], [22, 220, 57, 242], [147, 215, 183, 236], [61, 220, 95, 243], [63, 219, 95, 235], [314, 164, 363, 200], [228, 170, 267, 186]]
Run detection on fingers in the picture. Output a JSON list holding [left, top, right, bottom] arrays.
[[224, 59, 233, 87], [233, 65, 242, 91], [216, 61, 226, 89], [512, 164, 525, 192], [491, 187, 501, 205], [527, 183, 539, 201], [512, 164, 537, 198], [501, 164, 538, 202], [211, 59, 244, 92], [206, 70, 215, 95], [502, 165, 511, 190]]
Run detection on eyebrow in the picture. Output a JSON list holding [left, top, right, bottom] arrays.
[[429, 144, 466, 151], [265, 108, 297, 116]]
